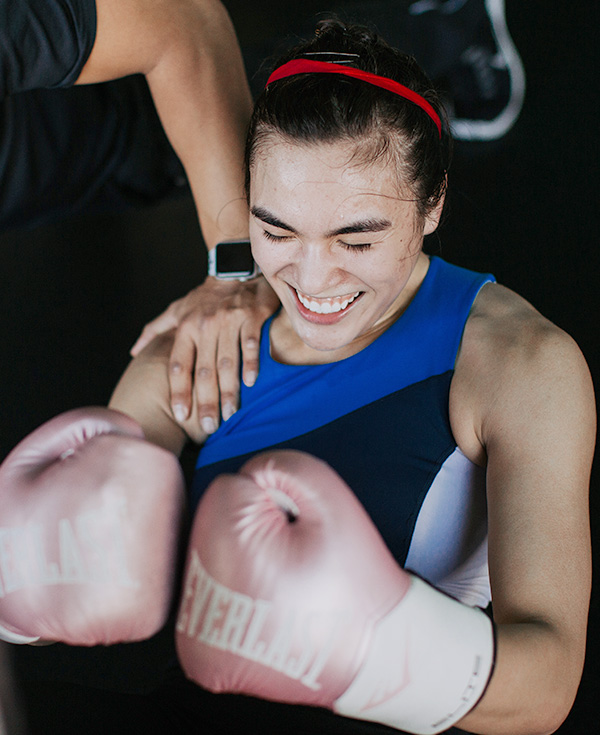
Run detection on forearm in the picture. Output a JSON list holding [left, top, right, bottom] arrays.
[[457, 619, 587, 735], [144, 0, 252, 248], [78, 0, 252, 248]]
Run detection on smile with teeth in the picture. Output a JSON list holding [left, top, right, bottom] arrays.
[[295, 288, 361, 314]]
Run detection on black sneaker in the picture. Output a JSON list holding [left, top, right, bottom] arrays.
[[408, 0, 526, 140]]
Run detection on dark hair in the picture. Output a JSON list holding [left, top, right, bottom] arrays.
[[245, 19, 451, 219]]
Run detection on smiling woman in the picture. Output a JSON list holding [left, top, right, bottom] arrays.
[[109, 18, 595, 735]]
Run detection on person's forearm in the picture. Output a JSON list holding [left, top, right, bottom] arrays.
[[144, 0, 252, 248], [457, 619, 587, 735], [77, 0, 252, 249]]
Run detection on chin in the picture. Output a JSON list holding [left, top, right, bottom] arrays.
[[296, 325, 357, 354]]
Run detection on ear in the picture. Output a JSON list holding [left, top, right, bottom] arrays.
[[422, 176, 447, 236]]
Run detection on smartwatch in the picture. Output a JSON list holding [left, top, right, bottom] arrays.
[[208, 240, 260, 281]]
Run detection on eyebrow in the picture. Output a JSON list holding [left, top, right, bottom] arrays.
[[251, 206, 392, 238], [251, 206, 291, 231]]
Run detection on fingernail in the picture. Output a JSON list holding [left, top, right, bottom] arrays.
[[202, 417, 217, 434], [173, 404, 187, 423], [222, 403, 236, 421], [244, 371, 257, 387]]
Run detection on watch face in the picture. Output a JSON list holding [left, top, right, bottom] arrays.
[[216, 241, 254, 275]]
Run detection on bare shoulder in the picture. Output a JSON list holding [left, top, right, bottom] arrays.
[[109, 332, 208, 453], [461, 282, 590, 380], [450, 282, 595, 462]]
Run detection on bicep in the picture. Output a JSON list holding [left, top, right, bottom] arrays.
[[484, 330, 594, 648], [0, 0, 96, 94]]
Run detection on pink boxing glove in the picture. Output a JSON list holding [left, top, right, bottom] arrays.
[[176, 450, 495, 735], [0, 407, 185, 647]]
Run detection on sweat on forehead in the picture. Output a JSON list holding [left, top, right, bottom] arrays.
[[248, 139, 424, 240], [244, 20, 450, 218], [247, 129, 415, 201]]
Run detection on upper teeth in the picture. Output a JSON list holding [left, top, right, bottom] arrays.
[[296, 289, 360, 314]]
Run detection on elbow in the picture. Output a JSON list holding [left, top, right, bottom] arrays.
[[510, 682, 581, 735], [528, 644, 586, 735], [460, 641, 585, 735], [531, 694, 579, 735]]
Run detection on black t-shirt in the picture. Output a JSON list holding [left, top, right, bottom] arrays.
[[0, 0, 184, 231], [0, 0, 97, 99]]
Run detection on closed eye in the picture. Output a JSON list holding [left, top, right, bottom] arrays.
[[263, 230, 292, 242], [339, 241, 372, 252], [263, 230, 372, 250]]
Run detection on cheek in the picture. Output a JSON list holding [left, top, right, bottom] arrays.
[[367, 250, 419, 302], [251, 242, 283, 275], [368, 251, 411, 286], [249, 236, 292, 282]]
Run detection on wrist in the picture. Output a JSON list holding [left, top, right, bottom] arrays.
[[207, 240, 260, 282], [334, 575, 495, 735]]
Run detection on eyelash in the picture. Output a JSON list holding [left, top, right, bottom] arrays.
[[262, 230, 289, 242], [340, 241, 372, 252], [262, 230, 372, 252]]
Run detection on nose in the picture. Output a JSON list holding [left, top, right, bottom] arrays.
[[294, 243, 342, 295]]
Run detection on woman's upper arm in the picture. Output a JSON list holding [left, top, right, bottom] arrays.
[[480, 308, 594, 633], [452, 285, 595, 732], [454, 285, 595, 626]]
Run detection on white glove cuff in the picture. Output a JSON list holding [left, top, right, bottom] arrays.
[[334, 575, 495, 734]]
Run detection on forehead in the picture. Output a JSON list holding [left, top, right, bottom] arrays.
[[250, 138, 406, 206]]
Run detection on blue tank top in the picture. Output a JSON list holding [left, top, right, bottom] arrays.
[[192, 256, 495, 607]]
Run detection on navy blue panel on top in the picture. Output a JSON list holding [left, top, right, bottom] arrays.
[[0, 2, 185, 232], [191, 371, 455, 567], [0, 0, 97, 98]]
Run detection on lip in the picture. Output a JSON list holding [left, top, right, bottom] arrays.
[[289, 285, 364, 325]]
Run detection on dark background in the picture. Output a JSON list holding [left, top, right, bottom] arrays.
[[0, 1, 598, 732]]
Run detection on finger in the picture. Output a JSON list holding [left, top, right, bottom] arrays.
[[240, 320, 262, 388], [168, 332, 197, 424], [192, 337, 221, 436], [130, 310, 179, 356], [215, 329, 241, 423]]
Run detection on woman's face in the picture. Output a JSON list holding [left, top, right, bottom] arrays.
[[249, 138, 442, 359]]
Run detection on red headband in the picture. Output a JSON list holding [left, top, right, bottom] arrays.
[[266, 59, 442, 138]]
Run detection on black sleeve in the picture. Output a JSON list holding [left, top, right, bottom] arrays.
[[0, 0, 97, 99]]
